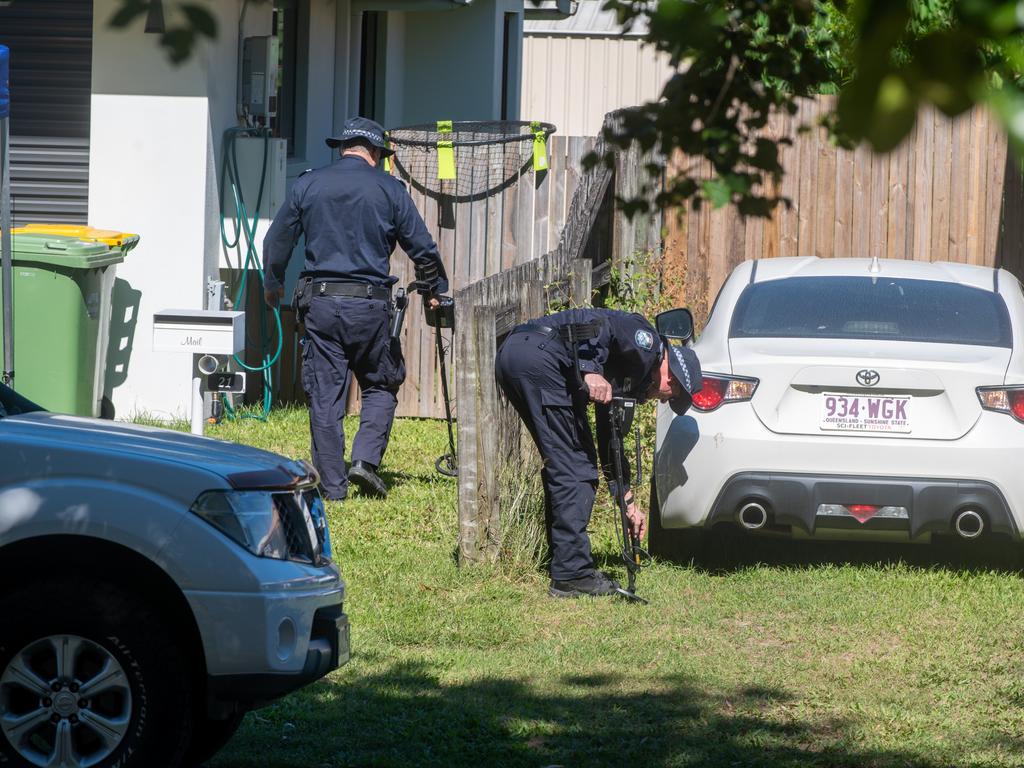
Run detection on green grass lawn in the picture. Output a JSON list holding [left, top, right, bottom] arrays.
[[204, 407, 1024, 768]]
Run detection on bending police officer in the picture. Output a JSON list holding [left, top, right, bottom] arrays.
[[495, 308, 702, 598], [263, 117, 448, 500]]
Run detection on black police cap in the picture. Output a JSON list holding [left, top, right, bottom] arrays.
[[326, 117, 394, 156], [662, 338, 703, 416]]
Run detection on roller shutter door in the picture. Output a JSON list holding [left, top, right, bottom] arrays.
[[0, 0, 92, 225]]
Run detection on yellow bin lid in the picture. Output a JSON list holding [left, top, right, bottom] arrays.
[[13, 224, 140, 252]]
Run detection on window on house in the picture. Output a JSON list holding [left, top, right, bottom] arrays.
[[274, 0, 309, 158], [359, 11, 388, 123]]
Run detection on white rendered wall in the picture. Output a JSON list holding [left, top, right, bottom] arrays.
[[521, 34, 674, 137], [90, 0, 271, 419]]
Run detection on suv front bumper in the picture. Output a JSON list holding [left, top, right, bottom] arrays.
[[207, 602, 350, 710]]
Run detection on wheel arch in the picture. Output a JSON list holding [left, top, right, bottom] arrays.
[[0, 535, 207, 690]]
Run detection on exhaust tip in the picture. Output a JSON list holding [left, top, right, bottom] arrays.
[[953, 509, 985, 540], [738, 501, 769, 531]]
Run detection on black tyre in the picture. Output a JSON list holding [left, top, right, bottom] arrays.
[[0, 581, 192, 768], [647, 476, 704, 565], [183, 711, 246, 767]]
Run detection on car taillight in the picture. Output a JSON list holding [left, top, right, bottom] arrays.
[[691, 374, 759, 412], [977, 386, 1024, 423]]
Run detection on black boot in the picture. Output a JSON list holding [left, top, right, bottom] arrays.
[[548, 571, 621, 598], [348, 460, 388, 498]]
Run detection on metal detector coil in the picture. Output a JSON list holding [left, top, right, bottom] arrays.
[[424, 296, 454, 329]]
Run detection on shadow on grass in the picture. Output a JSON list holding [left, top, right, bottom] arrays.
[[212, 660, 949, 768], [646, 526, 1024, 575]]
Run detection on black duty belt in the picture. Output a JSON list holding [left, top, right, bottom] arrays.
[[512, 322, 556, 337], [511, 321, 604, 342], [314, 281, 391, 301]]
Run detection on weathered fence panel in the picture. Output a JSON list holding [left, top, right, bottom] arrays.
[[665, 97, 1023, 326]]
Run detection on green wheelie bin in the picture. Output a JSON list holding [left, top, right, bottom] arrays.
[[0, 232, 126, 416]]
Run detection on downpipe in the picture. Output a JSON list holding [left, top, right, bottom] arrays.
[[737, 501, 769, 531], [953, 509, 985, 540]]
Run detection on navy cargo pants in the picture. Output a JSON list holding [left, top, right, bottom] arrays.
[[301, 294, 405, 499], [494, 328, 599, 581]]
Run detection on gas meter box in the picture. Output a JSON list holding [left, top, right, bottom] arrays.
[[152, 310, 245, 355], [0, 232, 125, 416]]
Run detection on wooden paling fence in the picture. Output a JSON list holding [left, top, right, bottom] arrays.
[[455, 130, 662, 564], [666, 97, 1024, 326]]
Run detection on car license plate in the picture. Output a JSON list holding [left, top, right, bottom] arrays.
[[820, 393, 912, 433]]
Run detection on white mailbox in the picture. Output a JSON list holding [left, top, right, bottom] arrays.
[[152, 310, 246, 355]]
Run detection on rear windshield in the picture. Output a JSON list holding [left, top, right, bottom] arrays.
[[729, 276, 1012, 348]]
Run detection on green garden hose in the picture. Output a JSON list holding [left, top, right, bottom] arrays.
[[219, 126, 283, 421]]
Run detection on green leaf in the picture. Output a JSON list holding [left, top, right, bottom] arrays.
[[988, 85, 1024, 157], [866, 73, 919, 152], [702, 177, 732, 208]]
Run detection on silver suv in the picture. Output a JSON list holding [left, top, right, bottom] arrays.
[[0, 384, 349, 768]]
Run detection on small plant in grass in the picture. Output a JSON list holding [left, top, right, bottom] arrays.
[[496, 457, 547, 579]]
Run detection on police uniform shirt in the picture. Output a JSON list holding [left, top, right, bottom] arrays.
[[545, 308, 663, 401], [262, 155, 449, 294]]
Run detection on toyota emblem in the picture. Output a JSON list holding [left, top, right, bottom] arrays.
[[856, 369, 880, 387]]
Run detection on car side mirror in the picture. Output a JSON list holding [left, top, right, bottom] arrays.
[[655, 308, 694, 343]]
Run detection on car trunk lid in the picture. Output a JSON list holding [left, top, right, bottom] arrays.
[[730, 338, 1011, 440]]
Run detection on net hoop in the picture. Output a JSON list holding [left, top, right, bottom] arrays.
[[387, 120, 556, 149]]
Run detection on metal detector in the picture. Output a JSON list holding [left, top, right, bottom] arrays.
[[390, 268, 457, 477], [558, 322, 650, 603], [606, 396, 651, 604], [424, 295, 456, 477]]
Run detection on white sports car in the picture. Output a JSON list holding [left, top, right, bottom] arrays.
[[651, 257, 1024, 555]]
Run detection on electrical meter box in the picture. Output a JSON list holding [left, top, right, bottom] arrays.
[[152, 310, 246, 355], [242, 35, 279, 126]]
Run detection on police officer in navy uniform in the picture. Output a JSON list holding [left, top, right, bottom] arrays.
[[263, 117, 448, 500], [495, 308, 702, 598]]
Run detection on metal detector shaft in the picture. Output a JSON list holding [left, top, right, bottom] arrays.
[[436, 325, 457, 467], [609, 397, 648, 604]]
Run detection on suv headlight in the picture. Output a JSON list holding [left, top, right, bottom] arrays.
[[191, 490, 325, 563]]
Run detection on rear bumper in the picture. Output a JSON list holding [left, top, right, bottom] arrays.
[[704, 471, 1018, 539], [655, 404, 1024, 537]]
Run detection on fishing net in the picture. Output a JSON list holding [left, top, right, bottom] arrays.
[[387, 120, 556, 202]]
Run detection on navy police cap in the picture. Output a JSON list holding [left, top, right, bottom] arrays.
[[326, 116, 394, 156], [662, 338, 703, 416]]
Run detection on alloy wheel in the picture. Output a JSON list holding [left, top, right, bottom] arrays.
[[1, 634, 133, 767]]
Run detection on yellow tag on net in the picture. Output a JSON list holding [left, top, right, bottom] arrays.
[[531, 120, 548, 172], [437, 140, 456, 180]]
